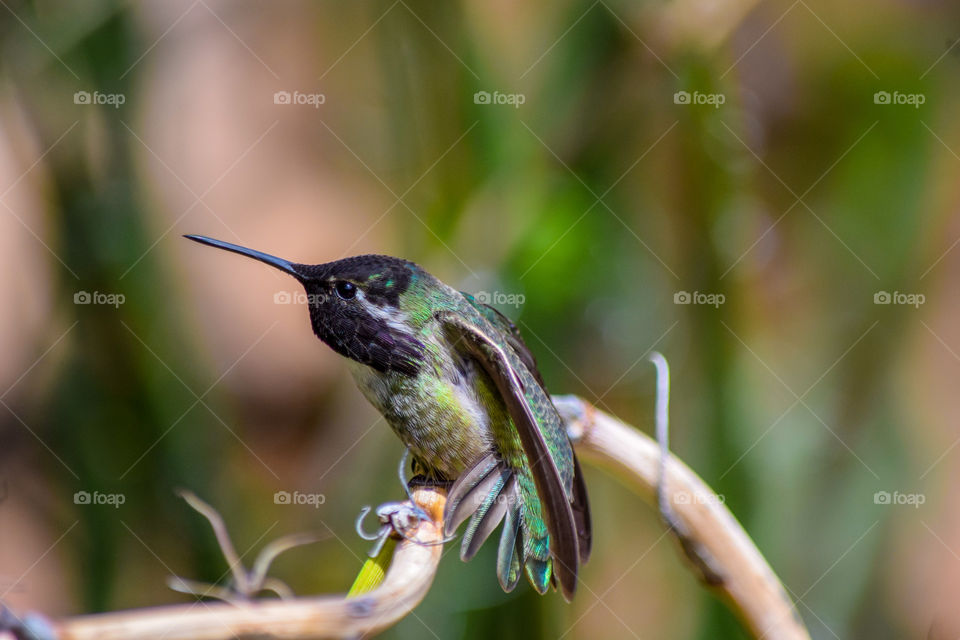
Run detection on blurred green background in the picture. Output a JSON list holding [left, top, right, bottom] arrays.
[[1, 0, 959, 638]]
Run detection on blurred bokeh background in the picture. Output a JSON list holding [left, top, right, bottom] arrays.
[[1, 0, 959, 638]]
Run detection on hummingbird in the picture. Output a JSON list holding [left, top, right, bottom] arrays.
[[184, 235, 591, 600]]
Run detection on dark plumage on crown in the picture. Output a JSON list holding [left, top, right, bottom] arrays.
[[294, 255, 417, 307]]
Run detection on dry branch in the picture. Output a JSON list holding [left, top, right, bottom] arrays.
[[556, 395, 810, 640], [49, 487, 446, 640], [3, 397, 810, 640]]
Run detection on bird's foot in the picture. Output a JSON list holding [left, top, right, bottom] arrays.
[[356, 501, 427, 557], [168, 490, 319, 602], [356, 449, 457, 557], [356, 497, 456, 558]]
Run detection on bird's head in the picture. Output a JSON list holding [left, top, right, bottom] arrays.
[[185, 235, 432, 376]]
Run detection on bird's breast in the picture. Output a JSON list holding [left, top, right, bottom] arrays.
[[348, 358, 498, 479]]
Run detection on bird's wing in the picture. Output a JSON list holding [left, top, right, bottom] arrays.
[[459, 293, 547, 388], [459, 293, 591, 563], [436, 311, 580, 599]]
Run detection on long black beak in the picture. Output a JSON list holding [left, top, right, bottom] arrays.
[[184, 235, 301, 278]]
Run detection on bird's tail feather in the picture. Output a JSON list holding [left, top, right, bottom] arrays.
[[444, 454, 559, 594], [517, 471, 553, 593]]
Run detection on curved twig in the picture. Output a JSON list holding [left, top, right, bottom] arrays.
[[49, 486, 447, 640], [3, 397, 811, 640], [554, 395, 810, 640]]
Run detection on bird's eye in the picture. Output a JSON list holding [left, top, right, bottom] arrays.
[[335, 281, 357, 300]]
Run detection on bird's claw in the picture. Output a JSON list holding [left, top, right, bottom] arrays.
[[356, 501, 431, 558], [378, 501, 431, 534], [356, 447, 458, 556]]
